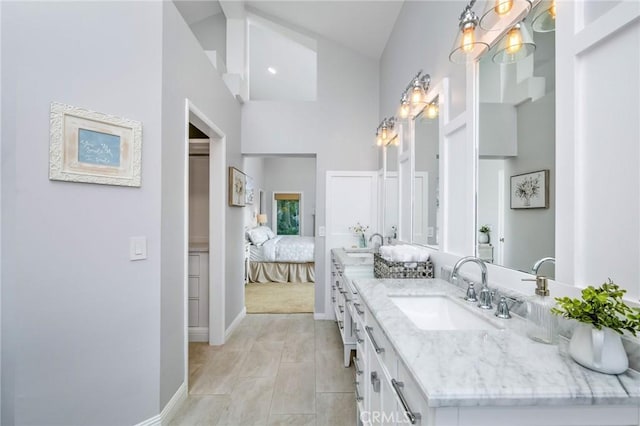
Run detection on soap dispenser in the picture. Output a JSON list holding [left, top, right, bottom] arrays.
[[522, 276, 558, 344]]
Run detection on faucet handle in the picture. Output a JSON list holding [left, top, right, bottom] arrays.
[[478, 286, 493, 310], [464, 281, 478, 302], [495, 296, 512, 319]]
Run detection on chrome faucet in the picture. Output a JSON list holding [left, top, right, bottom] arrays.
[[369, 233, 384, 251], [451, 256, 492, 309], [532, 257, 555, 275]]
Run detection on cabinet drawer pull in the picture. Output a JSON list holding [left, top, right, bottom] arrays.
[[365, 326, 385, 353], [340, 290, 347, 295], [391, 379, 420, 425], [355, 383, 364, 402], [332, 285, 336, 290], [345, 297, 352, 303], [353, 303, 364, 315], [331, 297, 336, 303], [339, 305, 344, 314], [338, 320, 344, 330], [354, 357, 363, 375], [371, 371, 380, 393], [354, 328, 364, 344]]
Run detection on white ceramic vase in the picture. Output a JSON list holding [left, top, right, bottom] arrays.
[[478, 232, 489, 244], [568, 323, 628, 374]]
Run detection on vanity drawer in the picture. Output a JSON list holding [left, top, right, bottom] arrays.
[[364, 305, 397, 378], [394, 360, 429, 425]]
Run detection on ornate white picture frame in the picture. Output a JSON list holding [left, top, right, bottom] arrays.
[[49, 102, 142, 187]]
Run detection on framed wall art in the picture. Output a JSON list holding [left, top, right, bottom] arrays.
[[229, 167, 246, 207], [510, 169, 550, 209], [245, 175, 255, 205], [49, 102, 142, 187]]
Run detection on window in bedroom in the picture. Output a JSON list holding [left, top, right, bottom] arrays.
[[273, 192, 302, 235]]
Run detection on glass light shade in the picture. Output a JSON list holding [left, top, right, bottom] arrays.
[[532, 0, 556, 32], [398, 101, 410, 119], [376, 133, 383, 146], [410, 85, 425, 105], [492, 21, 536, 64], [480, 0, 531, 31], [381, 126, 389, 141], [449, 22, 489, 64], [424, 102, 439, 119]]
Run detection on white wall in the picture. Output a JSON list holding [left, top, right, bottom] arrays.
[[161, 1, 244, 407], [1, 2, 163, 424], [242, 33, 379, 314], [263, 157, 316, 237]]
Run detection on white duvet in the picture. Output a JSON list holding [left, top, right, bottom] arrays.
[[261, 236, 315, 263]]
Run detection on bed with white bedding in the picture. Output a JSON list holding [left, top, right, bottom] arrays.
[[246, 226, 315, 283]]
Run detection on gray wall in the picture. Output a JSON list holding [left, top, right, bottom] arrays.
[[161, 1, 243, 407], [190, 13, 227, 66], [242, 33, 379, 315], [263, 157, 316, 237], [243, 156, 266, 229], [2, 2, 163, 424]]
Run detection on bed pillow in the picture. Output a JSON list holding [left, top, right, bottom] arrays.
[[261, 226, 276, 239], [248, 227, 270, 246]]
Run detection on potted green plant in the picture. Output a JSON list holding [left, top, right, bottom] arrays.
[[478, 225, 491, 244], [552, 280, 640, 374]]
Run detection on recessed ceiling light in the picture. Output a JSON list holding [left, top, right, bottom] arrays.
[[267, 67, 277, 75]]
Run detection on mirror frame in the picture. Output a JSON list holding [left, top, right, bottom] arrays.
[[407, 78, 451, 250]]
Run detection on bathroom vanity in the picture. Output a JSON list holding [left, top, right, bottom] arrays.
[[335, 269, 640, 425]]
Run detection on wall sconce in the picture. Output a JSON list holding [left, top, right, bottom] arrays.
[[449, 1, 489, 64], [531, 0, 556, 32], [479, 0, 531, 31], [375, 117, 398, 147], [423, 101, 439, 119], [397, 71, 431, 119], [492, 20, 536, 64], [257, 214, 268, 225]]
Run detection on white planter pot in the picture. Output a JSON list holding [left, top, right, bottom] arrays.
[[478, 233, 489, 244], [568, 324, 628, 374]]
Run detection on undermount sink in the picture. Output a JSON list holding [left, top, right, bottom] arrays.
[[388, 295, 499, 331], [343, 247, 373, 253]]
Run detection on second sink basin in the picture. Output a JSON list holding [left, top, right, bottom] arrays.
[[388, 295, 499, 331], [346, 252, 373, 259]]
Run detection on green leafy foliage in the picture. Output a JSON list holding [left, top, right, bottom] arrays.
[[479, 225, 490, 234], [551, 279, 640, 336]]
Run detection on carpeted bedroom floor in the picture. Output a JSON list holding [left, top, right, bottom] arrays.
[[245, 282, 314, 313]]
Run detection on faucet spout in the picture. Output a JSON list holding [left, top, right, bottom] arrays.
[[532, 257, 555, 275], [451, 256, 488, 288], [369, 233, 384, 246]]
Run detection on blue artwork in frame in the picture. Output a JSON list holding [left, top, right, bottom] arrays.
[[78, 128, 121, 167]]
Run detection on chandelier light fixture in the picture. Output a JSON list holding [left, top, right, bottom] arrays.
[[397, 71, 431, 119], [375, 117, 398, 147]]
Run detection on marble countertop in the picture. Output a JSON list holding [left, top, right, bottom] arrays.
[[332, 248, 374, 267], [351, 277, 640, 408], [188, 242, 209, 252]]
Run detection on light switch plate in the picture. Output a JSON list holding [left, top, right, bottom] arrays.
[[318, 226, 326, 237], [130, 236, 147, 261]]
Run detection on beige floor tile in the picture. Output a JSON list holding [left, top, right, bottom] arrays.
[[316, 393, 357, 426], [256, 317, 291, 343], [238, 347, 283, 378], [270, 361, 316, 415], [189, 351, 247, 395], [168, 395, 230, 426], [315, 348, 355, 393], [285, 314, 315, 335], [217, 377, 275, 425], [282, 332, 315, 363], [315, 320, 342, 350], [267, 414, 316, 426]]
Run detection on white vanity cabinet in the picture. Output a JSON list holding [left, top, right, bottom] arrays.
[[330, 253, 357, 367], [188, 250, 209, 342]]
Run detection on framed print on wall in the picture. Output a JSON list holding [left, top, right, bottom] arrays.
[[229, 167, 246, 207], [49, 102, 142, 187], [510, 169, 550, 209]]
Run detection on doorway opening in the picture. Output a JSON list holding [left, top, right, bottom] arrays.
[[184, 100, 226, 390], [242, 155, 316, 314]]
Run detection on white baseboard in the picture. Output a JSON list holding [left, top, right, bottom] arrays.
[[188, 327, 209, 342], [134, 383, 186, 426], [225, 307, 246, 339], [314, 312, 334, 320]]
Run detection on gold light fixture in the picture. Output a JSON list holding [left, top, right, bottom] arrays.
[[449, 2, 489, 64], [532, 0, 556, 32], [375, 117, 398, 147], [480, 0, 531, 31], [492, 20, 536, 64]]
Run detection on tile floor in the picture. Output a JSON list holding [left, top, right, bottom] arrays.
[[169, 314, 356, 426]]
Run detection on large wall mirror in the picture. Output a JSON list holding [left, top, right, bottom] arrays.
[[382, 146, 399, 241], [477, 26, 556, 277], [412, 98, 440, 248]]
